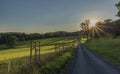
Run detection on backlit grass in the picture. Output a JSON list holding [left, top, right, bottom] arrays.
[[0, 46, 54, 62], [85, 38, 120, 66], [0, 36, 77, 62]]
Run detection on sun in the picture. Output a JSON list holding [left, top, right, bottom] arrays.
[[90, 19, 97, 27]]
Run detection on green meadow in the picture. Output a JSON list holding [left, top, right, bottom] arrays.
[[0, 36, 77, 62], [0, 36, 78, 74], [85, 38, 120, 66]]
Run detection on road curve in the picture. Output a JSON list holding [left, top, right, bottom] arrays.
[[66, 40, 120, 74]]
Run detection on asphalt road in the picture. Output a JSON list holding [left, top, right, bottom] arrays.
[[66, 40, 120, 74]]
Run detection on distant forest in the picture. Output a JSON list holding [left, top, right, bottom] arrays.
[[0, 31, 79, 45]]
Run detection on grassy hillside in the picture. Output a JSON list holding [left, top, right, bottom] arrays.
[[0, 36, 77, 62], [85, 38, 120, 66]]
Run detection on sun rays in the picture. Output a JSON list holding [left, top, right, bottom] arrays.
[[89, 19, 97, 27], [80, 19, 110, 38], [90, 23, 110, 38]]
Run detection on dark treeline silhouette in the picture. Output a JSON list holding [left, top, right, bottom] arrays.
[[116, 1, 120, 17], [93, 19, 120, 38], [0, 31, 79, 45], [80, 19, 120, 39]]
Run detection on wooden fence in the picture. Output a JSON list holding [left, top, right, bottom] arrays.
[[29, 40, 76, 64]]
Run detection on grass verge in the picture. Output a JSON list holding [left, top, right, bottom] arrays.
[[21, 47, 76, 74], [85, 38, 120, 66]]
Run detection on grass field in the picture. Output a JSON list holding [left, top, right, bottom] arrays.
[[0, 36, 77, 62], [85, 38, 120, 66], [0, 36, 78, 74]]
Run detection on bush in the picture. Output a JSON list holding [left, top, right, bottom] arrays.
[[6, 36, 18, 47]]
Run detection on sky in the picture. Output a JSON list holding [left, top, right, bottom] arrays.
[[0, 0, 119, 33]]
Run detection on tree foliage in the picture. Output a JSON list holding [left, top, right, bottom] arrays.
[[80, 19, 120, 39], [80, 20, 90, 40], [94, 19, 120, 38], [6, 36, 18, 47], [0, 31, 79, 45], [116, 1, 120, 17]]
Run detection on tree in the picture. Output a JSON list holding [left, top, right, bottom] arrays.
[[80, 20, 90, 41], [104, 19, 112, 24], [6, 36, 18, 47], [80, 22, 86, 39], [0, 31, 80, 45], [116, 2, 120, 17], [85, 20, 90, 40]]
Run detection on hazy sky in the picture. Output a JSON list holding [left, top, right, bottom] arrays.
[[0, 0, 119, 33]]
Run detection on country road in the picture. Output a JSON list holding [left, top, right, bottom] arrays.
[[66, 40, 120, 74]]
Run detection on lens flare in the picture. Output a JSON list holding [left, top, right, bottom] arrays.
[[90, 20, 97, 27]]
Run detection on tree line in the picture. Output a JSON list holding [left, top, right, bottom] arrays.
[[92, 19, 120, 38], [80, 18, 120, 40], [0, 31, 79, 47]]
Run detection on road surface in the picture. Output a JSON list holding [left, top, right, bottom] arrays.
[[66, 40, 120, 74]]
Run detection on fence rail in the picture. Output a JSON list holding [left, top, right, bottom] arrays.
[[0, 39, 77, 74]]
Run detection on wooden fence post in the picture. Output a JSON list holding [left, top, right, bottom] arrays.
[[7, 61, 11, 73], [38, 41, 40, 62], [62, 43, 64, 54], [30, 40, 32, 64], [55, 44, 57, 55], [30, 40, 41, 64], [34, 42, 37, 63], [59, 44, 61, 55]]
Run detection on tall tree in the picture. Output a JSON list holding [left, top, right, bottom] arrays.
[[116, 2, 120, 17], [80, 20, 90, 41], [85, 20, 90, 40]]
